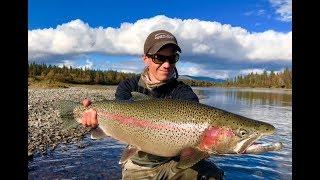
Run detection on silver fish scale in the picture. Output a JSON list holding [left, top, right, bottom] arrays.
[[90, 100, 212, 156], [140, 122, 209, 157], [73, 99, 275, 156], [91, 99, 266, 133], [113, 99, 213, 124], [99, 112, 209, 157]]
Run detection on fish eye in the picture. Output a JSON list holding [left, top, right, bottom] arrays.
[[237, 129, 248, 138]]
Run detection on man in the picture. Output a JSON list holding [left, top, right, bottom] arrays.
[[81, 30, 224, 179]]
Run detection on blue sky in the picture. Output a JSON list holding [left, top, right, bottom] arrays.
[[28, 0, 292, 79]]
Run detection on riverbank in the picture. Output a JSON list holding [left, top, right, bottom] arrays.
[[28, 84, 291, 158], [28, 78, 292, 91], [28, 85, 118, 158], [193, 86, 292, 94]]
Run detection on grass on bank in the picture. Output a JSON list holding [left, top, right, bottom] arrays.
[[28, 77, 70, 89]]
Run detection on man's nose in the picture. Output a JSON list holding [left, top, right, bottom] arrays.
[[161, 61, 171, 68]]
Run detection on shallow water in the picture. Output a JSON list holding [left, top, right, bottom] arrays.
[[28, 87, 292, 180]]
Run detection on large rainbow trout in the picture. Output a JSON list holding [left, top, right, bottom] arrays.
[[59, 99, 283, 169]]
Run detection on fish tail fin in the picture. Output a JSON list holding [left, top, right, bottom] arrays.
[[59, 100, 81, 130]]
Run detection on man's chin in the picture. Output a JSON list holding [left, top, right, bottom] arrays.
[[157, 76, 170, 81]]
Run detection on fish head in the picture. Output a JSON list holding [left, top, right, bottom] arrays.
[[231, 120, 275, 154], [199, 118, 275, 155]]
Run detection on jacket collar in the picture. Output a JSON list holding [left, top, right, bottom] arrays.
[[138, 67, 178, 90]]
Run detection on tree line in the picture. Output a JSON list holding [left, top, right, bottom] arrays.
[[178, 79, 215, 87], [28, 63, 136, 85], [219, 68, 292, 88], [28, 63, 291, 88], [28, 63, 215, 86]]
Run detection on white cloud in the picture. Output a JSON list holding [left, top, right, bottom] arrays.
[[178, 62, 232, 80], [110, 60, 145, 73], [204, 70, 231, 80], [177, 62, 202, 76], [239, 68, 266, 75], [257, 9, 266, 16], [29, 15, 292, 65], [197, 69, 236, 80], [244, 11, 254, 16], [78, 59, 93, 70], [242, 30, 292, 61], [57, 60, 76, 68], [243, 9, 266, 17], [57, 59, 93, 70], [269, 0, 292, 22]]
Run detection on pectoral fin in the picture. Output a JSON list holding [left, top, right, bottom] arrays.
[[119, 145, 139, 164], [177, 147, 210, 169], [90, 126, 108, 139]]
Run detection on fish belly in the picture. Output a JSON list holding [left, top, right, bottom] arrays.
[[99, 116, 209, 157]]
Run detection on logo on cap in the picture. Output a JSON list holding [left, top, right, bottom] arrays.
[[154, 33, 174, 40]]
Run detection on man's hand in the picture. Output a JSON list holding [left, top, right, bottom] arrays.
[[81, 98, 98, 128]]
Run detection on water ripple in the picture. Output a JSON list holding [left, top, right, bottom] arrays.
[[28, 87, 291, 179]]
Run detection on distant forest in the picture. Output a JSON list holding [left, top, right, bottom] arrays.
[[28, 63, 291, 88], [28, 63, 216, 87], [28, 63, 136, 85], [221, 68, 292, 88]]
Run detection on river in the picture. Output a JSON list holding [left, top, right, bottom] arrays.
[[28, 87, 292, 180]]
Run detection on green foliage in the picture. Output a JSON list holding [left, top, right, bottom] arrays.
[[28, 62, 136, 85], [28, 62, 217, 87], [218, 68, 292, 88], [179, 79, 215, 87], [29, 63, 291, 88]]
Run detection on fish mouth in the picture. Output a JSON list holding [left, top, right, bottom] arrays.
[[233, 124, 277, 154], [234, 134, 283, 154], [234, 134, 261, 154]]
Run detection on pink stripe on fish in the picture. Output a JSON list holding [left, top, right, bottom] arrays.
[[99, 111, 175, 130]]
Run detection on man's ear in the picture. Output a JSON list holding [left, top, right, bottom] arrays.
[[142, 54, 149, 65]]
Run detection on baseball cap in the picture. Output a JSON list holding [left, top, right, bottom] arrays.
[[144, 30, 182, 55]]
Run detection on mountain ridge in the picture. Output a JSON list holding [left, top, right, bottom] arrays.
[[178, 75, 226, 83]]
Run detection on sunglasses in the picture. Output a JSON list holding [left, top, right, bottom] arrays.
[[147, 53, 180, 64]]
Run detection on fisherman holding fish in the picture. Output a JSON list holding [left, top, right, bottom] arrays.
[[81, 30, 225, 179]]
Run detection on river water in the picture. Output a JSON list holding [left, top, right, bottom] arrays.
[[28, 87, 292, 180]]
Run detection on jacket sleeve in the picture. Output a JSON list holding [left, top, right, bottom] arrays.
[[115, 76, 139, 100], [172, 82, 199, 103]]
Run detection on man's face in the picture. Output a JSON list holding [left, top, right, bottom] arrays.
[[143, 45, 177, 82]]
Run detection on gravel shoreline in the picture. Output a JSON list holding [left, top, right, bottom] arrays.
[[28, 86, 118, 158], [27, 85, 207, 159]]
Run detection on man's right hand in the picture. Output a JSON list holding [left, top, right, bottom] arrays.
[[81, 99, 98, 128]]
